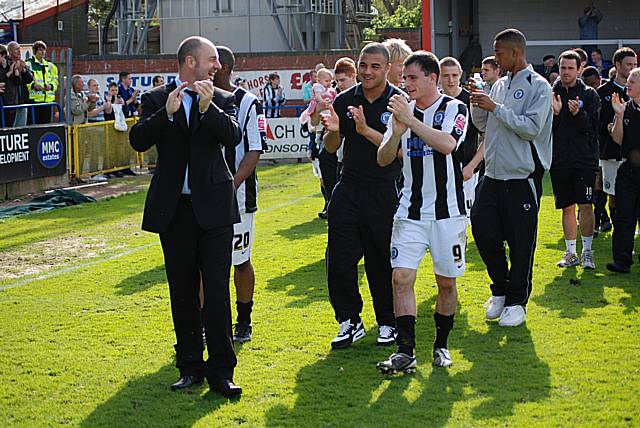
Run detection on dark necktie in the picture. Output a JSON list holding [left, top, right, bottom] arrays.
[[185, 89, 199, 127]]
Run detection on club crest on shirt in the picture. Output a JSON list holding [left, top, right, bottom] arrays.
[[380, 111, 391, 125], [514, 89, 525, 99], [578, 100, 584, 109], [624, 118, 630, 125], [434, 111, 445, 126], [605, 95, 611, 102], [454, 114, 466, 135], [347, 110, 354, 119]]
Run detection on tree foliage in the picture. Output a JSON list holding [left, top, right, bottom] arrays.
[[364, 4, 421, 40]]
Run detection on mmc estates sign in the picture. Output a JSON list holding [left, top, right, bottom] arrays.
[[0, 125, 67, 184]]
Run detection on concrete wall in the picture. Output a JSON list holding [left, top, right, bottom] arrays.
[[478, 0, 640, 64], [2, 174, 69, 201]]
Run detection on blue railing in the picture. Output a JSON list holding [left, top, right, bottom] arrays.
[[265, 105, 306, 116], [0, 100, 63, 128]]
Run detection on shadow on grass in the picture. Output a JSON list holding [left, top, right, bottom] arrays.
[[265, 297, 550, 426], [276, 217, 327, 240], [267, 259, 367, 308], [114, 265, 166, 295], [80, 364, 231, 427]]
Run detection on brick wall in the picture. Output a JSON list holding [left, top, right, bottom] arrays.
[[375, 28, 423, 52]]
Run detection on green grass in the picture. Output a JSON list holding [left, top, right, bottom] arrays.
[[0, 163, 639, 427]]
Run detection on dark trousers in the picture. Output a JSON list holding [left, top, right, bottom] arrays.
[[326, 180, 397, 326], [612, 162, 640, 267], [471, 176, 542, 307], [159, 197, 236, 380], [318, 149, 338, 204], [32, 104, 52, 124]]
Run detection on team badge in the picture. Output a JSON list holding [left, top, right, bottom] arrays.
[[380, 112, 391, 125], [605, 95, 611, 102], [624, 118, 630, 125], [391, 247, 398, 259], [578, 100, 584, 109], [514, 89, 525, 99], [523, 203, 531, 211], [604, 181, 611, 189], [347, 111, 354, 119], [434, 111, 445, 127]]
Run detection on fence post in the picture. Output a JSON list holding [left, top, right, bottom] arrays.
[[65, 48, 73, 126]]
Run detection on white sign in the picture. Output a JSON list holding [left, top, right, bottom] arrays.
[[83, 69, 316, 100], [262, 117, 310, 160]]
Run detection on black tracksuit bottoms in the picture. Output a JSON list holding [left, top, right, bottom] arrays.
[[326, 180, 397, 327], [612, 161, 640, 267], [471, 175, 542, 307]]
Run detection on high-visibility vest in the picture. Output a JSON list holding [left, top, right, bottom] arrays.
[[26, 57, 59, 103]]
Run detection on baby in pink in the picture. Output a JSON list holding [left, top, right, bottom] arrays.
[[300, 68, 337, 125]]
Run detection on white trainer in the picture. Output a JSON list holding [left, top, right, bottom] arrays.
[[498, 305, 526, 327], [484, 295, 506, 320]]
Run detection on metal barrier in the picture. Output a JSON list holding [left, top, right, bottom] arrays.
[[0, 100, 63, 128], [67, 118, 142, 178]]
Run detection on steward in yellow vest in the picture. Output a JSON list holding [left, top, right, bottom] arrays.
[[26, 40, 59, 124]]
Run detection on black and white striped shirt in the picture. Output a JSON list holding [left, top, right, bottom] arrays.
[[384, 95, 468, 221], [262, 84, 286, 118], [224, 87, 268, 214]]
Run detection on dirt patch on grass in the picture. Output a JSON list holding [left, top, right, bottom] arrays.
[[0, 236, 121, 281]]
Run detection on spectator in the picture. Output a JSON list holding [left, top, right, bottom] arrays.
[[152, 75, 164, 87], [0, 44, 8, 120], [233, 77, 248, 90], [536, 54, 559, 83], [609, 67, 617, 80], [26, 40, 58, 124], [591, 48, 612, 77], [87, 79, 111, 122], [118, 71, 139, 117], [104, 81, 123, 121], [263, 73, 285, 118], [573, 48, 589, 73], [578, 1, 603, 57], [550, 50, 601, 269], [3, 41, 33, 127], [69, 75, 88, 125], [481, 55, 501, 92], [302, 70, 317, 104], [582, 66, 603, 90], [382, 38, 412, 88], [315, 63, 326, 72]]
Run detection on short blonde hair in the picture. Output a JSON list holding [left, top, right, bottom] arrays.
[[629, 67, 640, 80], [383, 38, 412, 63], [439, 56, 462, 72], [317, 68, 333, 80]]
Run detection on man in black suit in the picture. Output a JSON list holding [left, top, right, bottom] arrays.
[[129, 36, 243, 398]]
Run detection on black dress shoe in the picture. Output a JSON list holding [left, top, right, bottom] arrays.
[[606, 262, 630, 274], [170, 375, 204, 391], [212, 378, 242, 398]]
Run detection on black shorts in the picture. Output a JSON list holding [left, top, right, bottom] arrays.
[[550, 168, 596, 209]]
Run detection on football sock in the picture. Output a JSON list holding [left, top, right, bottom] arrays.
[[434, 312, 455, 350], [236, 300, 253, 324], [582, 235, 593, 253], [395, 315, 416, 356], [565, 239, 577, 255]]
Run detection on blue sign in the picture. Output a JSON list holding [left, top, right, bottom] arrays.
[[38, 132, 63, 169]]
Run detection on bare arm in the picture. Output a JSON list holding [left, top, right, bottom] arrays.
[[378, 115, 405, 166], [234, 151, 261, 188]]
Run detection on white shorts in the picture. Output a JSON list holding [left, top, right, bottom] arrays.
[[232, 212, 255, 266], [311, 158, 322, 178], [390, 216, 467, 278], [601, 159, 622, 196], [463, 172, 479, 219]]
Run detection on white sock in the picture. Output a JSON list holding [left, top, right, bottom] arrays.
[[582, 235, 593, 253], [565, 239, 577, 255]]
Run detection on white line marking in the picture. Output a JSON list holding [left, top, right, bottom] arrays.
[[0, 192, 320, 292]]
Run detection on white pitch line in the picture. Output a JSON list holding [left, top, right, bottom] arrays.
[[0, 192, 320, 292]]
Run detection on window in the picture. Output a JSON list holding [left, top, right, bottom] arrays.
[[213, 0, 232, 13]]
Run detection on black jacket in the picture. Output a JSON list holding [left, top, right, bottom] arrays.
[[551, 79, 601, 170], [597, 79, 627, 160], [0, 59, 34, 105], [129, 81, 242, 233]]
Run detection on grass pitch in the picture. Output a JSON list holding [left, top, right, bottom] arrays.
[[0, 163, 639, 427]]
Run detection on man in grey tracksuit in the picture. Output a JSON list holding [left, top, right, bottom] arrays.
[[469, 28, 553, 327]]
